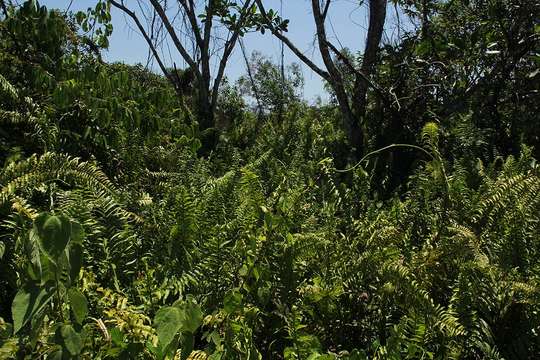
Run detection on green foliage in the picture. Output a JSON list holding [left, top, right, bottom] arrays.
[[68, 288, 88, 325], [11, 283, 54, 334], [152, 299, 203, 359], [237, 51, 304, 114], [0, 0, 539, 359]]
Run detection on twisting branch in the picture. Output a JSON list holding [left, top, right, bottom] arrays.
[[177, 0, 203, 47], [254, 0, 330, 81], [325, 40, 388, 101], [311, 0, 357, 137], [110, 0, 182, 95], [200, 0, 216, 90], [148, 0, 200, 77], [203, 0, 215, 51]]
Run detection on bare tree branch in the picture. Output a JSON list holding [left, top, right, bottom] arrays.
[[200, 0, 216, 90], [110, 0, 183, 95], [148, 0, 200, 76], [254, 0, 330, 81], [311, 0, 356, 133], [322, 0, 331, 21], [325, 40, 387, 99], [177, 0, 203, 47]]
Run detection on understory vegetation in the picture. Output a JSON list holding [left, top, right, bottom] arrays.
[[0, 0, 539, 359]]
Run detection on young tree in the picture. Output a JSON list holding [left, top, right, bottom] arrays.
[[255, 0, 389, 155], [105, 0, 261, 135], [237, 51, 304, 115]]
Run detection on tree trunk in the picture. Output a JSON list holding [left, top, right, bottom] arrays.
[[352, 0, 387, 119], [311, 0, 363, 154]]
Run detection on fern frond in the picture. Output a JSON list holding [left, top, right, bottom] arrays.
[[474, 173, 540, 227], [0, 74, 18, 101], [422, 122, 439, 147], [10, 195, 38, 220], [1, 152, 116, 206], [185, 349, 209, 360]]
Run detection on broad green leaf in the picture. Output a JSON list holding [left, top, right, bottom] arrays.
[[12, 283, 54, 334], [68, 243, 83, 283], [145, 340, 163, 359], [32, 252, 56, 285], [223, 291, 243, 314], [179, 333, 194, 360], [109, 327, 125, 347], [70, 222, 84, 244], [154, 306, 182, 351], [68, 288, 88, 325], [47, 350, 63, 360], [210, 330, 221, 346], [29, 310, 46, 348], [55, 324, 83, 356], [34, 213, 71, 261], [178, 302, 203, 334], [153, 302, 202, 358], [208, 351, 224, 360]]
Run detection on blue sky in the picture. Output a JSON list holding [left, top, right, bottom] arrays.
[[40, 1, 408, 101]]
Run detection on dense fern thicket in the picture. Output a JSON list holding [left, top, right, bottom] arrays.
[[1, 1, 539, 359]]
